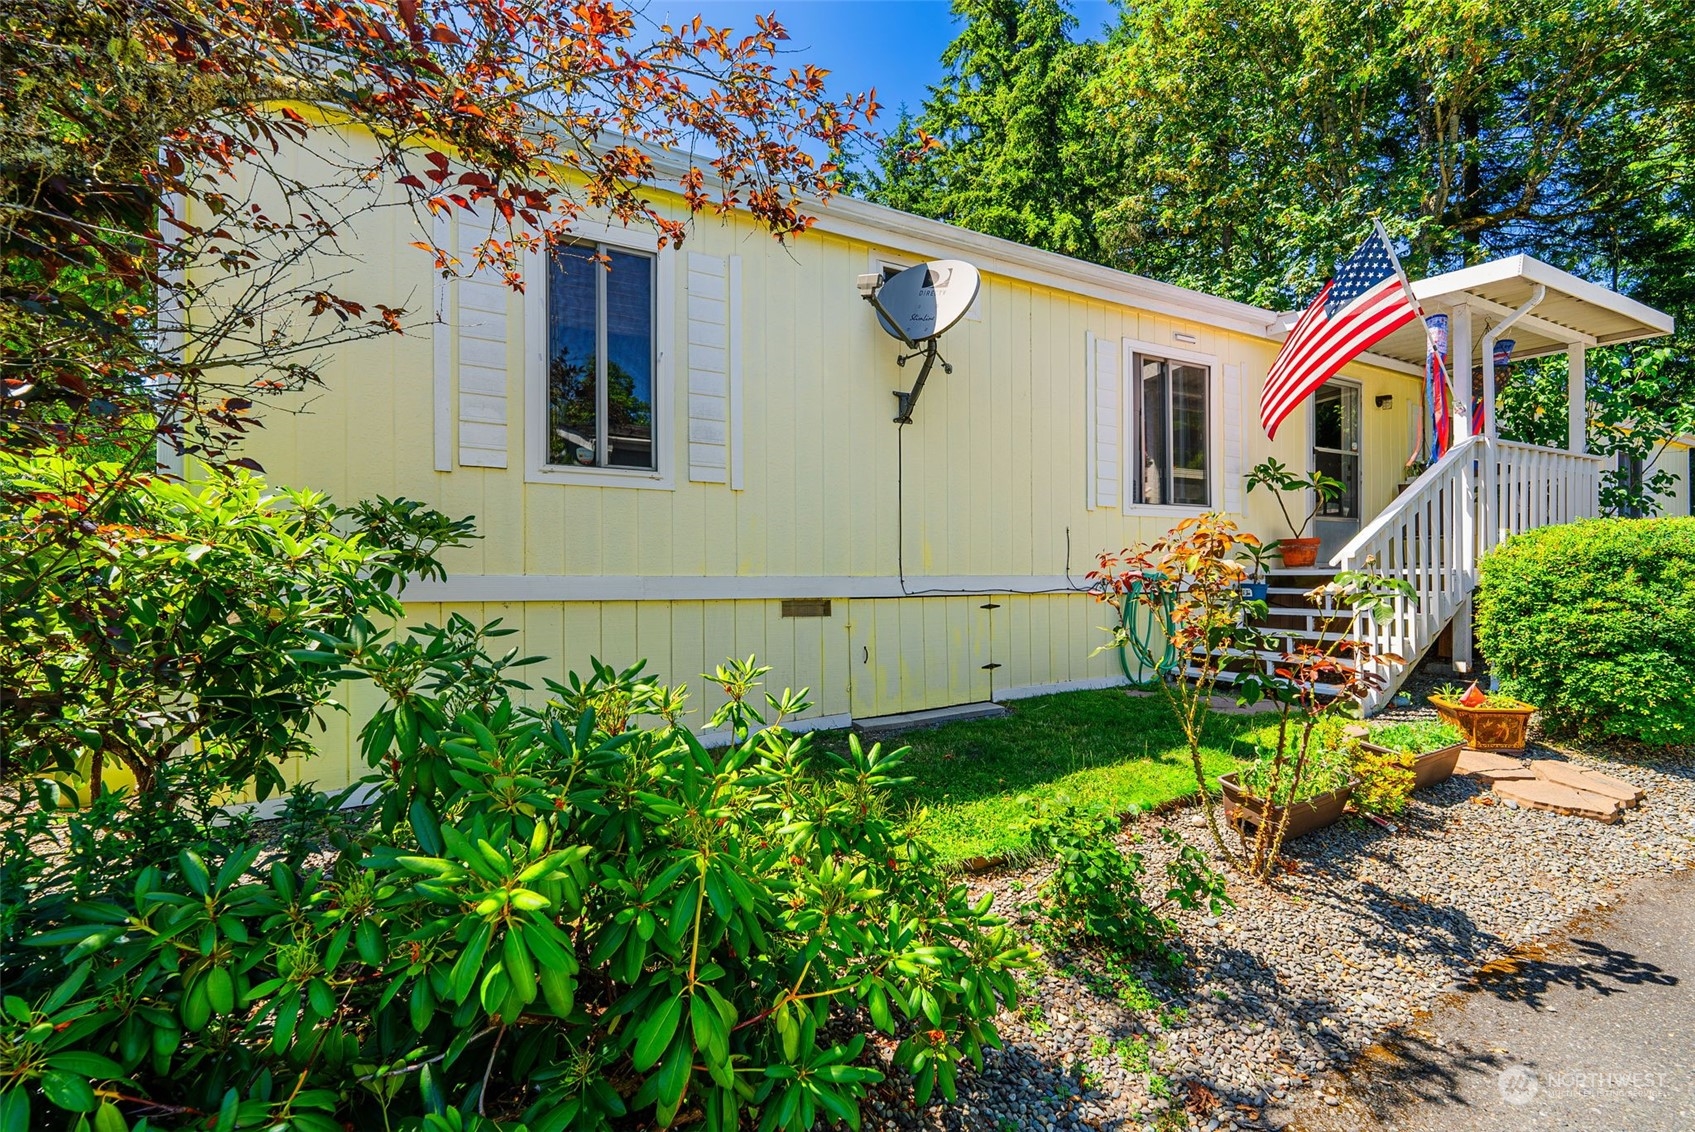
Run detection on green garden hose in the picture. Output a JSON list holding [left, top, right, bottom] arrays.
[[1116, 573, 1179, 686]]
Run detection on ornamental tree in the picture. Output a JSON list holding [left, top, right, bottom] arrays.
[[0, 0, 875, 469]]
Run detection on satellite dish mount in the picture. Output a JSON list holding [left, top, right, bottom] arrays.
[[857, 260, 981, 423]]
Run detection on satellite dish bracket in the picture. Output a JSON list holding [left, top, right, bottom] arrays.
[[891, 338, 952, 424]]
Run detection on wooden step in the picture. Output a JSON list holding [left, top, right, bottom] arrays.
[[1493, 778, 1622, 823], [1531, 762, 1645, 808], [1455, 750, 1534, 783]]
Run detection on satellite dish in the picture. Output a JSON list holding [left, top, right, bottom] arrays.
[[871, 260, 980, 345]]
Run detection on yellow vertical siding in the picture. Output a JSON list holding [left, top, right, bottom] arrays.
[[213, 126, 1427, 790]]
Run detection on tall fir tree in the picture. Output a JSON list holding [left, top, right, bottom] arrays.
[[863, 0, 1116, 263]]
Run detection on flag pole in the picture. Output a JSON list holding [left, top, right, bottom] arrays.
[[1374, 218, 1452, 462]]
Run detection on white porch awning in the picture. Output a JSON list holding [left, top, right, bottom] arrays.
[[1373, 254, 1675, 366]]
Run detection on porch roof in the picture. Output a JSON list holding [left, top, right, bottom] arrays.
[[1368, 254, 1676, 367]]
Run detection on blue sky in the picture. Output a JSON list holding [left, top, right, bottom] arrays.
[[639, 1, 1120, 130]]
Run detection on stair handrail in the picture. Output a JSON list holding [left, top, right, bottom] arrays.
[[1330, 433, 1486, 570]]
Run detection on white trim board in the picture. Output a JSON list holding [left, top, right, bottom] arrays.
[[696, 712, 852, 749], [993, 675, 1131, 702], [402, 574, 1099, 603]]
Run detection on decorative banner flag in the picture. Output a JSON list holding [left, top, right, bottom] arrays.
[[1260, 225, 1422, 439], [1426, 313, 1452, 460], [1475, 338, 1514, 436]]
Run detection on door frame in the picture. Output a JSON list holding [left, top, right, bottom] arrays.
[[1310, 377, 1363, 561]]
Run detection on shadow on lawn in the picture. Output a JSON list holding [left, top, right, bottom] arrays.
[[839, 691, 1256, 801]]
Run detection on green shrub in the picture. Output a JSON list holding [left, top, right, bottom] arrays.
[[2, 463, 1032, 1131], [1349, 743, 1415, 816], [1476, 518, 1695, 746], [1024, 798, 1228, 966], [4, 634, 1031, 1131]]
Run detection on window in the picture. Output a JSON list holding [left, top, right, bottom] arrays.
[[546, 241, 656, 471], [1135, 354, 1210, 506], [1312, 380, 1361, 519]]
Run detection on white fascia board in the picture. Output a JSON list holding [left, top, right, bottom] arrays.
[[809, 200, 1278, 339], [631, 147, 1278, 339], [1413, 254, 1674, 338], [1354, 352, 1425, 378]]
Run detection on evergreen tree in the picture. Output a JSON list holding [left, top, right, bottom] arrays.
[[863, 0, 1116, 262]]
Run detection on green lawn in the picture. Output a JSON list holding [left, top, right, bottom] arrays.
[[813, 689, 1254, 865]]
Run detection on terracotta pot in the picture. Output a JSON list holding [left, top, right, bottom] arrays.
[[1429, 695, 1536, 751], [1276, 537, 1322, 568], [1218, 772, 1357, 840], [1360, 740, 1463, 789]]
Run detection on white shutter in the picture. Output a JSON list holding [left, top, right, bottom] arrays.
[[686, 252, 742, 486], [1089, 332, 1122, 510], [454, 218, 509, 469], [431, 212, 452, 471], [1222, 362, 1244, 513]]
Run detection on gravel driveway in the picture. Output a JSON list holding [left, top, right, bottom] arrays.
[[858, 693, 1695, 1132], [1278, 868, 1695, 1131]]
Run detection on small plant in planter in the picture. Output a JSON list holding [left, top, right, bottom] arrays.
[[1091, 514, 1412, 882], [1430, 681, 1538, 751], [1235, 540, 1279, 601], [1364, 718, 1466, 787], [1224, 717, 1358, 838], [1243, 458, 1347, 568]]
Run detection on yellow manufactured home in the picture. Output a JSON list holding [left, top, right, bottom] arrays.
[[212, 130, 1675, 790]]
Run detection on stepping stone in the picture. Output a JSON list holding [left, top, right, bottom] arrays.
[[1531, 761, 1646, 808], [1493, 779, 1622, 823], [1455, 749, 1535, 783]]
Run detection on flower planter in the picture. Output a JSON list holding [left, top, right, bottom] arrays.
[[1359, 739, 1462, 789], [1429, 694, 1536, 752], [1241, 580, 1270, 601], [1218, 772, 1357, 840], [1276, 537, 1322, 568]]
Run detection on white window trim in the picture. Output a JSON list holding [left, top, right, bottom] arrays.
[[525, 219, 677, 489], [1120, 337, 1223, 516]]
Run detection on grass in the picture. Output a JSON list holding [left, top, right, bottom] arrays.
[[813, 689, 1253, 864]]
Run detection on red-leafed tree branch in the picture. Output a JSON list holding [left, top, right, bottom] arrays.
[[0, 0, 875, 465]]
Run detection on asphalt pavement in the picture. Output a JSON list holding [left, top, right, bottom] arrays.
[[1276, 868, 1695, 1132]]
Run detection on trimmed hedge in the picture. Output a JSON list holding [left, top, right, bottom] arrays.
[[1476, 518, 1695, 747]]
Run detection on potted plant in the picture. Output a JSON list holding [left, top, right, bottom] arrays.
[[1361, 718, 1465, 788], [1090, 515, 1411, 881], [1243, 458, 1347, 568], [1234, 539, 1279, 601], [1430, 682, 1537, 751], [1223, 718, 1358, 839]]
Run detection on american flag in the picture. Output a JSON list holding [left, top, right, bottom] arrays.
[[1260, 226, 1421, 439]]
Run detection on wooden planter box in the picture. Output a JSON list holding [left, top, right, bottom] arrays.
[[1429, 695, 1536, 752], [1218, 771, 1357, 840], [1359, 740, 1463, 789]]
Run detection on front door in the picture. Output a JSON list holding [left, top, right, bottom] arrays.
[[1312, 379, 1362, 562]]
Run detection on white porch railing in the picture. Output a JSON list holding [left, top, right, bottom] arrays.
[[1331, 435, 1604, 712]]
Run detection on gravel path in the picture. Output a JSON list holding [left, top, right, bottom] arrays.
[[860, 685, 1695, 1132]]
